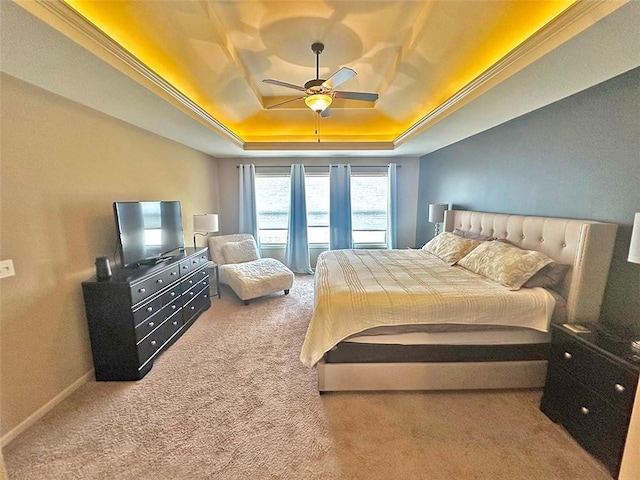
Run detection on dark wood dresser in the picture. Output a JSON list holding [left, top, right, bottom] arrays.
[[82, 247, 211, 381], [541, 323, 640, 477]]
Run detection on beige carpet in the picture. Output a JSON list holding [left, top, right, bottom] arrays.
[[3, 274, 612, 479]]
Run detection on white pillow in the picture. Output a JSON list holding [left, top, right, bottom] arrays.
[[457, 240, 554, 290], [221, 239, 260, 264], [421, 232, 481, 264]]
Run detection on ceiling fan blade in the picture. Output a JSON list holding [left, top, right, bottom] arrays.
[[333, 91, 379, 102], [321, 107, 332, 118], [262, 79, 307, 92], [265, 96, 306, 109], [322, 67, 356, 90]]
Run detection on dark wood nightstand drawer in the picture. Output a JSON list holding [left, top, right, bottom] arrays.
[[542, 373, 628, 474], [549, 329, 638, 414]]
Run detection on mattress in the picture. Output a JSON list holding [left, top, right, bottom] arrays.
[[300, 249, 557, 367]]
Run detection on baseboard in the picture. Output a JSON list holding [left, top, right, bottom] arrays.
[[1, 369, 94, 446]]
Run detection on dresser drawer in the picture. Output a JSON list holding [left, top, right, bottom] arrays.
[[183, 285, 211, 325], [137, 311, 184, 367], [542, 373, 628, 474], [182, 268, 208, 292], [549, 331, 638, 413], [179, 255, 204, 276], [130, 265, 180, 304], [134, 297, 182, 342]]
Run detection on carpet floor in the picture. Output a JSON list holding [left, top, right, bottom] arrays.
[[3, 274, 612, 479]]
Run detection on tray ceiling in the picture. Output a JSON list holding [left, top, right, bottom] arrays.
[[6, 0, 635, 156]]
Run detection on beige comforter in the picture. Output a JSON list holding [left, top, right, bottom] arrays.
[[300, 249, 556, 367]]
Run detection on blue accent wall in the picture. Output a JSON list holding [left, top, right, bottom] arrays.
[[417, 67, 640, 331]]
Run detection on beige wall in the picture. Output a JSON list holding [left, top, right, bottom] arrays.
[[217, 157, 420, 264], [620, 381, 640, 480], [0, 74, 219, 441]]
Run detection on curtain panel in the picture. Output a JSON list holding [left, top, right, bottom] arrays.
[[387, 163, 398, 249], [238, 164, 261, 249], [329, 164, 353, 250], [285, 164, 313, 273]]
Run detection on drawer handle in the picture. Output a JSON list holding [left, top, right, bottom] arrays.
[[146, 306, 153, 312], [182, 265, 189, 270], [580, 406, 589, 415], [170, 292, 176, 297], [172, 321, 178, 326], [171, 272, 177, 276], [189, 280, 193, 285], [190, 306, 195, 310], [189, 292, 194, 296], [171, 305, 177, 310], [148, 321, 154, 328], [150, 340, 157, 346], [563, 352, 572, 360], [156, 279, 163, 284], [139, 287, 146, 293], [192, 260, 198, 264], [614, 383, 626, 393], [204, 294, 209, 298]]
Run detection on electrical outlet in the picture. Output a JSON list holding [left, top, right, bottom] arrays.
[[0, 259, 16, 279]]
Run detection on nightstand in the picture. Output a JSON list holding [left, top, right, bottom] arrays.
[[207, 261, 221, 298], [541, 323, 640, 477]]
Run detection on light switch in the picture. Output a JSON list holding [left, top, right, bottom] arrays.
[[0, 259, 16, 278]]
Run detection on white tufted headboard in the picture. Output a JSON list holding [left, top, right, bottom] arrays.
[[444, 210, 618, 324]]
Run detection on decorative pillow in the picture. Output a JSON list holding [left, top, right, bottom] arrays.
[[523, 263, 570, 289], [421, 232, 481, 264], [453, 228, 495, 242], [457, 240, 554, 290], [221, 239, 260, 264]]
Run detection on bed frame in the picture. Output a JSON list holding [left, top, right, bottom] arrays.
[[317, 210, 617, 392]]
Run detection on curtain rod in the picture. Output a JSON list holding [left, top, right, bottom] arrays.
[[235, 164, 400, 169]]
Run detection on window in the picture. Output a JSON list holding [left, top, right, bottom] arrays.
[[351, 173, 388, 245], [255, 167, 389, 247], [255, 174, 289, 245]]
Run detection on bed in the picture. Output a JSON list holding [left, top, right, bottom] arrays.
[[300, 210, 617, 392]]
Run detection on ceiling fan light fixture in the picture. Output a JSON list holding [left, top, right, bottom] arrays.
[[305, 93, 332, 113]]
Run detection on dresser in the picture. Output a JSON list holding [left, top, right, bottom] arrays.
[[82, 247, 211, 381], [541, 323, 640, 477]]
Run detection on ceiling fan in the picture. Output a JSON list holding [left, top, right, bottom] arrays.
[[262, 42, 379, 118]]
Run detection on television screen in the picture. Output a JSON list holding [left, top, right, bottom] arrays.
[[114, 201, 185, 268]]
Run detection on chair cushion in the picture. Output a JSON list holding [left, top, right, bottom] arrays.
[[220, 258, 294, 301], [208, 234, 255, 265], [221, 238, 260, 264]]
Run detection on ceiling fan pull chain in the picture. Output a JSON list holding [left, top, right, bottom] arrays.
[[316, 113, 320, 143]]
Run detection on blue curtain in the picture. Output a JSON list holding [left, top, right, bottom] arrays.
[[387, 163, 398, 249], [285, 165, 313, 273], [238, 164, 261, 250], [329, 164, 353, 250]]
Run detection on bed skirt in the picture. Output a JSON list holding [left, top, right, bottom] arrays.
[[317, 359, 548, 392]]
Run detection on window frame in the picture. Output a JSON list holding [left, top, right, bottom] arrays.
[[254, 166, 390, 249]]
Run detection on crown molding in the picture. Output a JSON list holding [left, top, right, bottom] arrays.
[[395, 0, 623, 147], [243, 141, 394, 152], [28, 0, 244, 148]]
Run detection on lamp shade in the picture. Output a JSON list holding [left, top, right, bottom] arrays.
[[628, 212, 640, 264], [193, 213, 219, 233], [428, 203, 447, 223], [305, 93, 332, 113]]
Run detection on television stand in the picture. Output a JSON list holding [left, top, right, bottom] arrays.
[[82, 247, 211, 381]]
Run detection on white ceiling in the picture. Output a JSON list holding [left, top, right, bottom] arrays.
[[1, 0, 639, 159]]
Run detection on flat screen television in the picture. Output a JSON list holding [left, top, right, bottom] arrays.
[[113, 201, 185, 268]]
